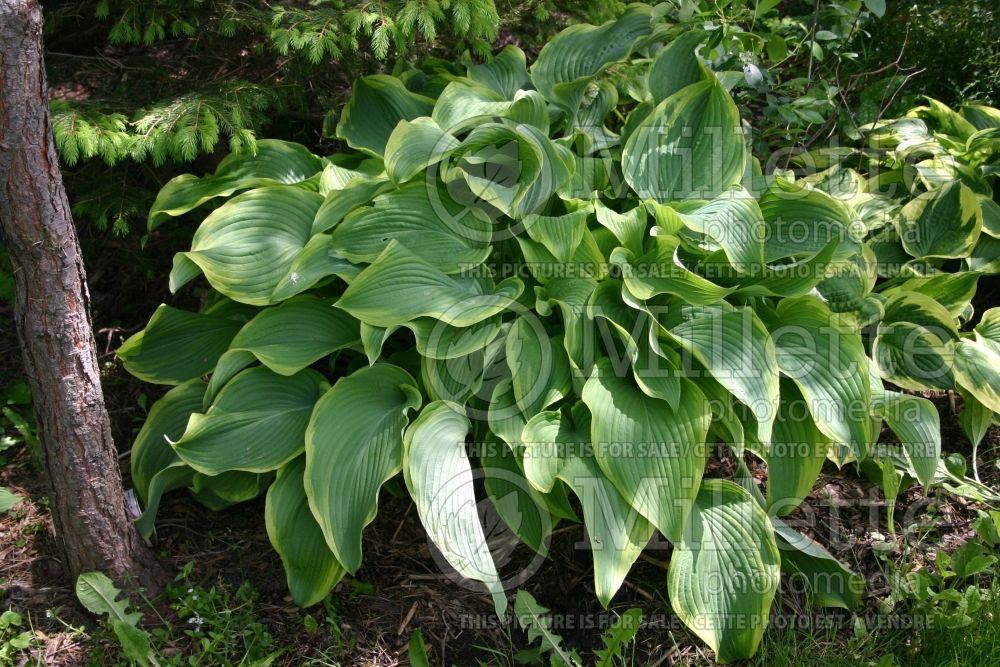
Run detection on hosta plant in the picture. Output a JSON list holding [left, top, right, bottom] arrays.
[[123, 6, 999, 662]]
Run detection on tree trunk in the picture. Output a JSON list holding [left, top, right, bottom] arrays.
[[0, 0, 163, 593]]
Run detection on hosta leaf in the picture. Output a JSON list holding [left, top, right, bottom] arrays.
[[118, 305, 243, 385], [898, 180, 982, 259], [873, 292, 957, 391], [134, 462, 194, 538], [961, 104, 1000, 131], [662, 188, 766, 274], [880, 272, 981, 318], [130, 379, 207, 503], [330, 180, 493, 272], [623, 77, 747, 202], [270, 234, 360, 302], [384, 118, 460, 184], [173, 367, 326, 475], [668, 479, 780, 664], [505, 316, 571, 417], [305, 363, 421, 573], [336, 75, 435, 157], [952, 340, 1000, 413], [969, 234, 1000, 273], [611, 237, 735, 305], [173, 186, 324, 305], [523, 208, 590, 264], [768, 297, 871, 460], [530, 5, 652, 112], [336, 241, 523, 328], [875, 391, 941, 488], [432, 80, 548, 133], [667, 307, 779, 443], [148, 140, 324, 231], [452, 122, 573, 219], [766, 381, 831, 516], [521, 406, 655, 606], [205, 295, 360, 404], [772, 518, 863, 610], [403, 401, 507, 617], [481, 438, 551, 555], [975, 307, 1000, 356], [759, 178, 859, 261], [467, 45, 531, 99], [266, 456, 345, 607], [312, 176, 393, 234], [582, 359, 711, 542], [647, 30, 707, 103], [595, 202, 647, 256], [190, 470, 268, 510]]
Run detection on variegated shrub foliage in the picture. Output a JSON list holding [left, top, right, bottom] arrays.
[[122, 5, 1000, 662]]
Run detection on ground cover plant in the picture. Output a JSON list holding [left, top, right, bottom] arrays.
[[106, 5, 999, 663]]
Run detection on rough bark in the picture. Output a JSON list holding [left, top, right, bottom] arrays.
[[0, 0, 163, 592]]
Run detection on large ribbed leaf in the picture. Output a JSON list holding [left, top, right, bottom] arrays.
[[521, 406, 654, 606], [623, 77, 747, 202], [148, 140, 324, 231], [118, 304, 244, 385], [336, 241, 522, 328], [172, 186, 323, 305], [330, 180, 492, 272], [663, 188, 766, 274], [880, 271, 981, 318], [432, 80, 548, 133], [595, 202, 647, 256], [974, 306, 1000, 356], [468, 45, 531, 98], [952, 339, 1000, 413], [336, 75, 435, 157], [768, 297, 871, 460], [611, 238, 735, 304], [773, 518, 863, 610], [666, 307, 779, 443], [873, 292, 957, 390], [403, 401, 507, 617], [173, 367, 325, 475], [875, 390, 941, 487], [530, 5, 652, 112], [667, 479, 780, 664], [270, 234, 360, 302], [898, 180, 982, 259], [305, 363, 421, 573], [505, 316, 571, 417], [647, 30, 707, 103], [205, 295, 360, 404], [266, 456, 345, 606], [452, 122, 574, 219], [759, 178, 859, 261], [582, 360, 711, 542], [383, 118, 460, 185], [523, 208, 589, 264], [130, 381, 206, 537], [766, 381, 831, 516]]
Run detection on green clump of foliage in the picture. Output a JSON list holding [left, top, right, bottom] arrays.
[[119, 5, 999, 662]]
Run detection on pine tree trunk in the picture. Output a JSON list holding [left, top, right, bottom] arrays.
[[0, 0, 163, 593]]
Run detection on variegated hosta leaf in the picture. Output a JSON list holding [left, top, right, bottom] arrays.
[[768, 296, 871, 462], [623, 76, 747, 203], [667, 479, 780, 664], [171, 185, 324, 305], [148, 139, 324, 231], [173, 367, 326, 475], [403, 401, 507, 617], [336, 241, 523, 328], [266, 456, 345, 606], [305, 363, 421, 573], [772, 518, 863, 610], [874, 390, 941, 488], [897, 180, 982, 259], [879, 271, 981, 318], [872, 291, 957, 391], [611, 237, 735, 305], [336, 75, 435, 157], [975, 307, 1000, 356], [582, 359, 711, 542], [118, 304, 244, 385], [432, 80, 548, 134], [952, 339, 1000, 413], [205, 295, 360, 405], [521, 405, 654, 606], [759, 178, 860, 262]]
